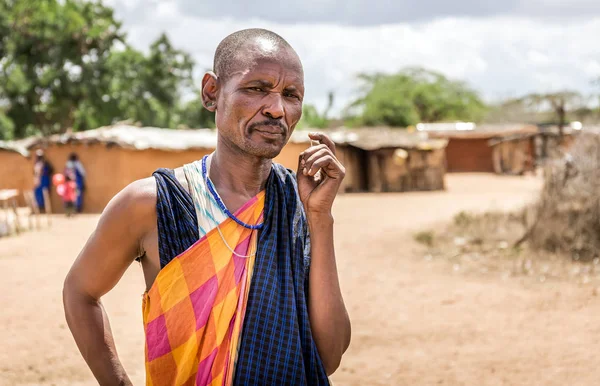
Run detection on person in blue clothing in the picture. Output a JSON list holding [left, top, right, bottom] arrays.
[[33, 149, 53, 211], [64, 152, 86, 213]]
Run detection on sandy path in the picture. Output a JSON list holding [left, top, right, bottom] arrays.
[[1, 173, 598, 386]]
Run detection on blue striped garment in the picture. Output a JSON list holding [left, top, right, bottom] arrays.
[[152, 165, 329, 385]]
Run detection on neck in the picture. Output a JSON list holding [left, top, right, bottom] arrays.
[[209, 136, 272, 198]]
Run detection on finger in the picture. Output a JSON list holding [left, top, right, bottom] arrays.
[[308, 156, 344, 178], [307, 155, 333, 177], [299, 144, 329, 162], [303, 148, 336, 176], [308, 132, 336, 155]]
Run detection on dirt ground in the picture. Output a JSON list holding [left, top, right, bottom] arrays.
[[1, 173, 599, 386]]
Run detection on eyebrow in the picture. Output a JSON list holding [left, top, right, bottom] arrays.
[[245, 79, 274, 88], [243, 79, 304, 94]]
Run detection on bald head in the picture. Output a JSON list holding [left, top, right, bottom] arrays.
[[213, 28, 300, 80]]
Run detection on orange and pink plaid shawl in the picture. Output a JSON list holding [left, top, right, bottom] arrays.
[[142, 192, 264, 386]]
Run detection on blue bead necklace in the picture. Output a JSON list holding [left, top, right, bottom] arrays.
[[202, 154, 264, 230]]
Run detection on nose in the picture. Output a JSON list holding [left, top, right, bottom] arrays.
[[262, 93, 284, 120]]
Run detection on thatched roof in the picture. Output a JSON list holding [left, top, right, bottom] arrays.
[[337, 127, 448, 151], [488, 133, 537, 146], [0, 140, 29, 156], [11, 124, 445, 154], [27, 125, 219, 151], [425, 124, 539, 139]]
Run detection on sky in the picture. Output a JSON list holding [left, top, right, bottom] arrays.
[[104, 0, 600, 115]]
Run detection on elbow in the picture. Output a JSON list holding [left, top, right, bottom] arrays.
[[62, 274, 76, 320], [324, 320, 352, 376], [62, 272, 90, 321], [324, 356, 342, 377]]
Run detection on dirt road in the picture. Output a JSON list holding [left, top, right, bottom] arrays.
[[1, 174, 598, 386]]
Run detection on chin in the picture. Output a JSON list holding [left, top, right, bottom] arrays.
[[244, 142, 284, 160]]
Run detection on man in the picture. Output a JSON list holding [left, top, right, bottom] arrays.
[[63, 28, 351, 385]]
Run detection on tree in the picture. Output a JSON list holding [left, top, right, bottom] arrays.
[[0, 110, 14, 140], [348, 68, 486, 127], [298, 104, 329, 129], [0, 1, 198, 139], [519, 91, 582, 136], [103, 35, 195, 129], [297, 91, 334, 129], [177, 96, 215, 129], [0, 0, 125, 138]]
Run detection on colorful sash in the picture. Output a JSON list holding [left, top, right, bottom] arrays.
[[143, 159, 264, 386]]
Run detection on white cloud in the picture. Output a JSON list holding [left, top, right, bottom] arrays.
[[108, 3, 600, 115]]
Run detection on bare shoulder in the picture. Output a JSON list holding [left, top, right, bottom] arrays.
[[100, 176, 158, 236]]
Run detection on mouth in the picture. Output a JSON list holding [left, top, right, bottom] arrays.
[[253, 125, 286, 139]]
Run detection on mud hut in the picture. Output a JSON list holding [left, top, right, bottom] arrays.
[[344, 129, 448, 192], [284, 128, 448, 193], [0, 141, 32, 206], [489, 133, 536, 175], [423, 123, 539, 173], [20, 125, 326, 213]]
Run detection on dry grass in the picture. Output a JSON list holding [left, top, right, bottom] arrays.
[[525, 133, 600, 261], [415, 208, 600, 283], [415, 132, 600, 283]]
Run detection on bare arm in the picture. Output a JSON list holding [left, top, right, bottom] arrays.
[[62, 178, 156, 385], [306, 213, 351, 375], [298, 133, 351, 375]]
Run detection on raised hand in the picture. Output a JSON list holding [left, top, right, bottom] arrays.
[[297, 132, 345, 215]]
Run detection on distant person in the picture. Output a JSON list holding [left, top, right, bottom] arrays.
[[63, 28, 350, 385], [54, 173, 77, 217], [64, 153, 86, 212], [33, 149, 53, 211]]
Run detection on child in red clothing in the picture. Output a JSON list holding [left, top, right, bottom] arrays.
[[57, 174, 78, 217]]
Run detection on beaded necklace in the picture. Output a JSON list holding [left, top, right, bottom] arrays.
[[201, 154, 264, 230]]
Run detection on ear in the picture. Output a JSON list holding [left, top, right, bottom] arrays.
[[201, 71, 219, 112]]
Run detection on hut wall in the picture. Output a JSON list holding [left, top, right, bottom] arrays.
[[405, 149, 446, 191], [445, 138, 495, 173], [367, 152, 384, 192], [274, 142, 307, 170], [366, 147, 446, 192], [0, 151, 33, 206], [492, 138, 535, 175], [30, 143, 213, 213], [23, 140, 322, 213], [337, 146, 368, 192]]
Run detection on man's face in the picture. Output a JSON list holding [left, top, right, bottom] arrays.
[[210, 43, 304, 159]]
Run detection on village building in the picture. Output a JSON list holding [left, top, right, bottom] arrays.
[[0, 125, 451, 213], [419, 123, 539, 174]]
